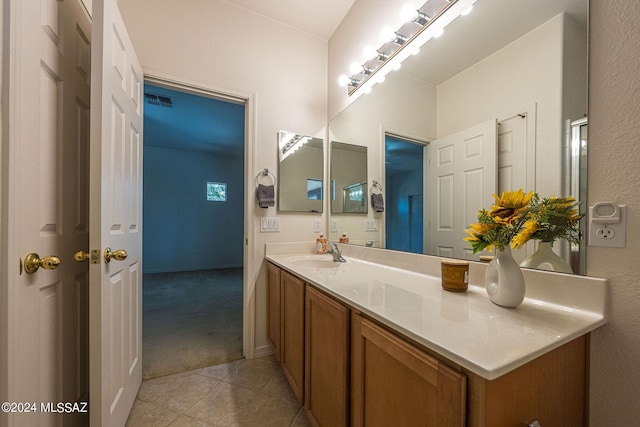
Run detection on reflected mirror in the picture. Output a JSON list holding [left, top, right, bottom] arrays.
[[328, 0, 588, 273], [330, 142, 368, 214], [278, 131, 324, 212]]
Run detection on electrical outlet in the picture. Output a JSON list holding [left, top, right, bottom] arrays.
[[595, 228, 615, 239], [588, 204, 626, 247]]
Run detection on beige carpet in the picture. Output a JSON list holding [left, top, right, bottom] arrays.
[[142, 268, 244, 380]]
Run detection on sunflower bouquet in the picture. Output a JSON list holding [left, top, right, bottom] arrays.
[[465, 190, 583, 253]]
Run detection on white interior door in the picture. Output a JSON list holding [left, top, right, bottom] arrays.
[[427, 119, 497, 260], [497, 113, 531, 262], [498, 114, 529, 194], [89, 0, 143, 425], [7, 0, 91, 425]]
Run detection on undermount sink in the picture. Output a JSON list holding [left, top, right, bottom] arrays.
[[292, 258, 341, 268]]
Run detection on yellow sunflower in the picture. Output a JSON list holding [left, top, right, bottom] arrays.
[[511, 219, 539, 249], [489, 189, 535, 224]]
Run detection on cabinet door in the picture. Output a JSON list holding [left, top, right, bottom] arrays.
[[351, 314, 465, 427], [281, 270, 305, 403], [266, 262, 281, 361], [305, 286, 350, 427]]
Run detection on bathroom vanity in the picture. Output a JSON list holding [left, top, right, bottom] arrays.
[[265, 243, 607, 426]]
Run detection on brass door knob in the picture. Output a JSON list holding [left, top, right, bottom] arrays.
[[104, 247, 127, 263], [24, 253, 61, 274]]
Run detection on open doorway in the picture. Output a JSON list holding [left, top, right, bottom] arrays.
[[385, 135, 425, 254], [142, 82, 245, 379]]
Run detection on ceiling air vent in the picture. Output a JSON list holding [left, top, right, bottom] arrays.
[[144, 93, 174, 108]]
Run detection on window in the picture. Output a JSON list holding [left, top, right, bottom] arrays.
[[307, 178, 323, 200], [207, 182, 227, 201]]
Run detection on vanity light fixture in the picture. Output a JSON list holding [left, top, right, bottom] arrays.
[[280, 132, 311, 160], [400, 3, 431, 25], [339, 0, 479, 98]]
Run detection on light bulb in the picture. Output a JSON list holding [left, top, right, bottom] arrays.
[[400, 3, 418, 22], [363, 45, 378, 61], [350, 61, 364, 75], [363, 86, 372, 94], [338, 74, 351, 87], [434, 28, 444, 38], [376, 74, 386, 84], [392, 62, 402, 71], [410, 47, 421, 56], [461, 6, 473, 16], [379, 26, 396, 43]]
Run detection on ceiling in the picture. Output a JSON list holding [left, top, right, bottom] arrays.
[[222, 0, 356, 40], [144, 84, 245, 157]]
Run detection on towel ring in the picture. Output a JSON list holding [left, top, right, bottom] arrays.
[[371, 180, 383, 194], [255, 168, 277, 189]]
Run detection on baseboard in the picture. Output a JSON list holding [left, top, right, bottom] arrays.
[[143, 264, 243, 274], [253, 345, 274, 359]]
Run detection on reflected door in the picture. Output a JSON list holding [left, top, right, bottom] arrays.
[[427, 120, 497, 260], [384, 136, 425, 253]]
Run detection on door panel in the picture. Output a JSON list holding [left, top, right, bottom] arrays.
[[10, 0, 91, 425], [89, 0, 143, 425], [427, 120, 497, 260]]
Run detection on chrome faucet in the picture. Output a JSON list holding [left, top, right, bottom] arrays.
[[328, 242, 346, 262]]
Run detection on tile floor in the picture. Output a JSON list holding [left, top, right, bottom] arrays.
[[126, 355, 310, 426]]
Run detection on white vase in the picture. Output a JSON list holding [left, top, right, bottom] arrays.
[[485, 246, 525, 308], [520, 242, 573, 274], [519, 241, 573, 273]]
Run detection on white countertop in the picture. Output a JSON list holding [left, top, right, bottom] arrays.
[[265, 244, 608, 380]]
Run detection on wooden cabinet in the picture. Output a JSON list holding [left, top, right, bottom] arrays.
[[351, 313, 466, 427], [266, 262, 588, 427], [280, 270, 306, 403], [266, 262, 281, 361], [305, 286, 350, 427], [466, 335, 588, 427], [267, 263, 306, 403]]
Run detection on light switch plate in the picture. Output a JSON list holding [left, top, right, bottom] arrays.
[[314, 219, 322, 233], [260, 217, 280, 233]]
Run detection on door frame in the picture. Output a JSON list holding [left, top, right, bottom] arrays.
[[144, 71, 257, 359], [378, 125, 430, 250]]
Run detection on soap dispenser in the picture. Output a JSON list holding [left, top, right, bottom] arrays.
[[339, 232, 349, 244], [316, 234, 327, 254]]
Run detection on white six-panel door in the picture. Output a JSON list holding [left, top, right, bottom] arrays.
[[8, 0, 91, 425], [89, 0, 144, 425], [427, 119, 497, 260]]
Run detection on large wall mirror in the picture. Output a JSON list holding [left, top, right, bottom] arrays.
[[278, 131, 324, 212], [328, 0, 588, 274], [330, 141, 368, 214]]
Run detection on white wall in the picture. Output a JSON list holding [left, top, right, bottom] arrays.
[[143, 146, 244, 273], [118, 0, 328, 355], [588, 1, 640, 424]]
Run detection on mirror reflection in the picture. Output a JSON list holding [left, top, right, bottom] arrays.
[[278, 131, 324, 213], [330, 141, 368, 214], [328, 0, 588, 273]]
